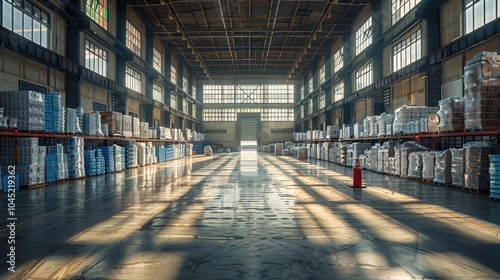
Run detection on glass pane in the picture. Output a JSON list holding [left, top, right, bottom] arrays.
[[474, 1, 484, 29], [465, 8, 474, 33], [3, 2, 13, 30], [485, 0, 495, 23], [13, 8, 22, 35]]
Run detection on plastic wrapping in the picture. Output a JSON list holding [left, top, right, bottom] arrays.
[[0, 91, 45, 131], [66, 137, 85, 179], [100, 111, 123, 136], [113, 145, 124, 172], [76, 107, 84, 133], [393, 105, 438, 134], [408, 151, 424, 179], [95, 149, 105, 175], [427, 114, 440, 133], [93, 112, 103, 136], [450, 148, 464, 187], [65, 108, 77, 134], [99, 146, 115, 173], [45, 93, 65, 133], [463, 52, 500, 130], [464, 141, 499, 191], [437, 97, 465, 132], [489, 154, 500, 199], [422, 151, 436, 180], [84, 149, 97, 177], [434, 149, 452, 184], [363, 117, 371, 138], [377, 113, 395, 136], [400, 142, 429, 178], [368, 116, 378, 137], [354, 123, 364, 139], [121, 115, 133, 138], [132, 117, 140, 138], [394, 145, 402, 176]]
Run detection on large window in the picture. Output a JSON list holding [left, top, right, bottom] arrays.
[[126, 20, 141, 56], [153, 47, 162, 73], [203, 84, 293, 104], [85, 40, 107, 77], [393, 29, 421, 72], [171, 65, 177, 85], [319, 64, 325, 85], [183, 76, 188, 93], [192, 104, 196, 117], [301, 84, 305, 100], [355, 62, 373, 91], [301, 105, 304, 119], [319, 93, 325, 109], [153, 82, 163, 103], [126, 66, 142, 93], [86, 0, 108, 30], [308, 77, 314, 94], [183, 99, 188, 113], [170, 93, 177, 109], [308, 99, 313, 115], [355, 16, 372, 56], [202, 108, 293, 122], [465, 0, 500, 34], [2, 0, 49, 48], [333, 47, 344, 73], [392, 0, 421, 24], [192, 84, 196, 97], [333, 81, 344, 103]]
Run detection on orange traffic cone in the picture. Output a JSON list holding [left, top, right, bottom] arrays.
[[349, 158, 366, 188]]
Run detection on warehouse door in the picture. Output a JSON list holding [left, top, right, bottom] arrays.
[[237, 113, 261, 151]]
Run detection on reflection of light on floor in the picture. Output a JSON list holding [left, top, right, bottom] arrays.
[[104, 252, 186, 279], [240, 151, 258, 175]]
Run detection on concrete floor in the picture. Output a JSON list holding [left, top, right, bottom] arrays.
[[1, 152, 500, 279]]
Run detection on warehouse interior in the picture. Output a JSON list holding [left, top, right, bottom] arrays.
[[2, 0, 500, 279]]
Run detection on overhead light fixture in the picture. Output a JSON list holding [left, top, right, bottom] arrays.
[[327, 11, 332, 19], [187, 42, 191, 49], [312, 33, 317, 41], [181, 33, 186, 40], [203, 69, 207, 74], [291, 69, 295, 74], [318, 24, 323, 32], [295, 63, 298, 68], [298, 56, 302, 62], [308, 42, 312, 49], [176, 25, 181, 33], [200, 62, 203, 68], [288, 74, 292, 79], [304, 49, 308, 55], [192, 50, 196, 55], [168, 11, 174, 20], [196, 56, 200, 62]]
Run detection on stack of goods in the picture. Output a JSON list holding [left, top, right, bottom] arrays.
[[95, 149, 106, 175], [464, 141, 499, 191], [488, 154, 500, 199], [309, 144, 317, 159], [340, 145, 348, 165], [180, 144, 186, 157], [370, 144, 381, 172], [75, 107, 83, 132], [37, 147, 46, 184], [269, 144, 275, 153], [66, 137, 85, 179], [120, 147, 126, 170], [306, 131, 313, 141], [102, 124, 109, 136], [365, 149, 373, 170], [400, 142, 428, 178], [463, 52, 500, 130], [50, 144, 68, 180], [434, 149, 452, 185], [450, 148, 464, 187], [275, 143, 284, 156], [320, 143, 329, 160], [45, 93, 65, 133], [437, 97, 465, 132], [146, 142, 156, 164], [297, 147, 308, 159], [165, 127, 173, 140], [99, 146, 115, 173], [0, 138, 39, 186], [83, 112, 103, 136], [166, 145, 175, 160], [184, 128, 192, 141], [369, 116, 378, 137], [354, 123, 364, 138], [393, 106, 438, 134], [100, 111, 123, 136], [156, 145, 166, 162], [427, 113, 440, 133], [153, 127, 164, 139], [341, 125, 353, 139], [186, 143, 192, 157], [45, 151, 57, 183], [326, 126, 340, 139], [363, 117, 371, 138], [378, 141, 397, 173], [320, 131, 327, 140], [136, 143, 146, 166], [282, 149, 290, 156], [377, 113, 395, 137], [387, 157, 396, 175], [122, 115, 133, 138], [352, 143, 372, 159], [124, 142, 138, 168], [140, 122, 149, 139], [0, 91, 45, 131], [394, 145, 402, 176], [0, 108, 7, 128], [312, 130, 321, 140], [422, 151, 436, 180], [132, 117, 140, 138], [114, 145, 124, 172], [408, 151, 424, 179], [172, 128, 181, 141], [84, 150, 97, 176], [65, 108, 78, 134], [420, 118, 428, 133]]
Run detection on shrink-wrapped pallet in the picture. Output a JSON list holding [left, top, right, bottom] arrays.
[[408, 151, 424, 179], [377, 113, 395, 136], [400, 142, 429, 178], [451, 148, 464, 187], [464, 141, 499, 191], [434, 149, 452, 184], [354, 123, 364, 139], [100, 111, 123, 136], [0, 91, 45, 131], [437, 97, 465, 132], [422, 151, 436, 180], [121, 115, 133, 138]]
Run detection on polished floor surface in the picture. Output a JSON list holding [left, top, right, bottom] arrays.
[[1, 152, 500, 279]]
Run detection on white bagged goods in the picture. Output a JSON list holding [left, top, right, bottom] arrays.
[[0, 91, 45, 131], [326, 126, 339, 139], [437, 97, 465, 132], [408, 151, 424, 179], [354, 123, 364, 139], [121, 115, 133, 138], [434, 149, 452, 185], [422, 151, 436, 180], [450, 148, 464, 187], [377, 113, 395, 136], [66, 137, 85, 179], [400, 142, 429, 178]]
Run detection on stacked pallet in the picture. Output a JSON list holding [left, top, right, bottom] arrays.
[[437, 97, 465, 132], [463, 52, 500, 130], [451, 148, 464, 187], [464, 141, 499, 191], [489, 154, 500, 199], [0, 91, 45, 131]]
